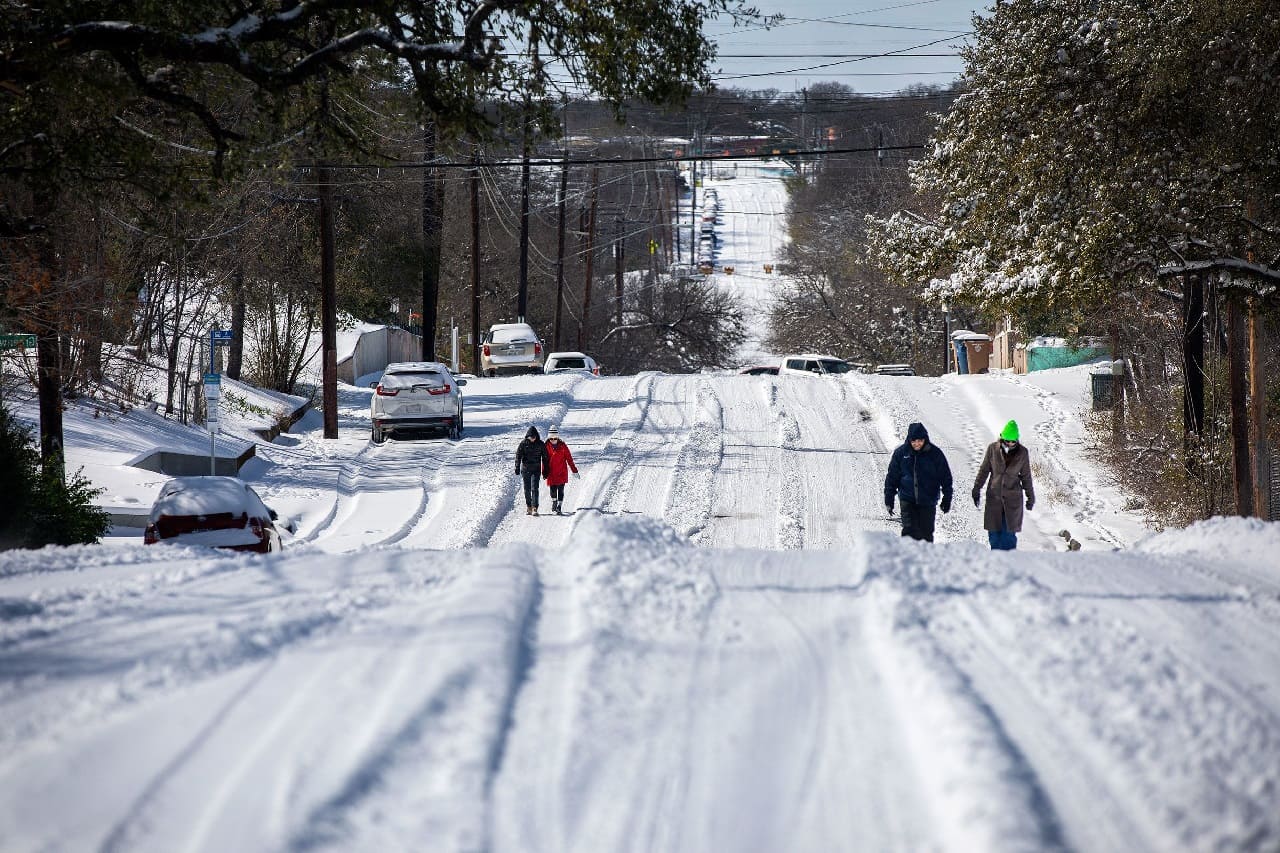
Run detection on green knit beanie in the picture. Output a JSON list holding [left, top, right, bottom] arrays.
[[1000, 420, 1020, 442]]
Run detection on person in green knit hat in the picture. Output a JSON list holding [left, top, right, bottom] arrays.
[[972, 419, 1035, 550]]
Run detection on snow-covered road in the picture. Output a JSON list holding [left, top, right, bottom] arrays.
[[3, 367, 1279, 852], [2, 160, 1278, 852]]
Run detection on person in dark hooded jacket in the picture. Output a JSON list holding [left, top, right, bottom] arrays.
[[884, 422, 953, 542], [514, 426, 550, 515]]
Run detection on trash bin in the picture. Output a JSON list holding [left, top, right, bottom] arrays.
[[962, 339, 991, 374], [1091, 372, 1116, 409]]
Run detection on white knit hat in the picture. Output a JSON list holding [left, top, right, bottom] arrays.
[[547, 425, 559, 437]]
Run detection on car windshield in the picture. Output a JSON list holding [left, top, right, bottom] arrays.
[[553, 357, 587, 369], [490, 327, 535, 344], [819, 360, 852, 374], [383, 370, 444, 389]]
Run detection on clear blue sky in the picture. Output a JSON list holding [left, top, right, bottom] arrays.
[[705, 0, 988, 95]]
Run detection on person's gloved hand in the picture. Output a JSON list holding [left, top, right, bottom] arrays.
[[971, 488, 981, 507], [1026, 496, 1035, 511], [514, 467, 520, 475], [573, 471, 581, 480], [940, 496, 951, 514], [885, 501, 895, 516]]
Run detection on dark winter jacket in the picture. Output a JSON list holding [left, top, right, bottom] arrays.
[[973, 440, 1035, 532], [515, 427, 550, 475], [884, 422, 953, 509], [544, 439, 578, 486]]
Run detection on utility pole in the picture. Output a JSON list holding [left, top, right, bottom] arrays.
[[318, 160, 338, 440], [554, 149, 569, 350], [689, 134, 698, 260], [614, 217, 625, 329], [578, 167, 599, 351], [517, 125, 532, 322], [1249, 298, 1270, 518], [470, 154, 482, 374], [1228, 297, 1254, 516], [420, 121, 443, 362]]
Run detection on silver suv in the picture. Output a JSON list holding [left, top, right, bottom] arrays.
[[370, 362, 466, 443], [480, 322, 544, 376]]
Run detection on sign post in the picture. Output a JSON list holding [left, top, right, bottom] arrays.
[[203, 371, 221, 475]]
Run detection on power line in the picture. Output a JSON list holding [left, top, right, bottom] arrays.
[[313, 144, 924, 172]]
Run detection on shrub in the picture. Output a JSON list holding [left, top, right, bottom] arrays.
[[0, 405, 110, 549]]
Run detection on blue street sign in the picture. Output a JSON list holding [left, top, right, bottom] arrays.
[[203, 373, 221, 385], [211, 329, 233, 342]]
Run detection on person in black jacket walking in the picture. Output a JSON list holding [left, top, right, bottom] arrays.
[[884, 422, 953, 542], [514, 425, 550, 516]]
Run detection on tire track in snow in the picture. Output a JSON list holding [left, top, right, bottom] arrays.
[[765, 378, 805, 549], [665, 379, 725, 543], [574, 373, 658, 519]]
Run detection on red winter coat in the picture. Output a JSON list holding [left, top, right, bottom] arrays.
[[543, 439, 578, 486]]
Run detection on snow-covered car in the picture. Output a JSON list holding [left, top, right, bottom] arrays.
[[738, 364, 779, 376], [144, 476, 286, 553], [370, 361, 466, 443], [544, 351, 600, 375], [480, 322, 545, 376], [874, 363, 916, 376], [778, 354, 856, 376]]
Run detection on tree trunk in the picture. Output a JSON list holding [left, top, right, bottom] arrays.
[[227, 267, 246, 380], [1227, 296, 1253, 516], [420, 122, 443, 362], [318, 162, 338, 440]]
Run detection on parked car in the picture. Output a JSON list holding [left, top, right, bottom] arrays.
[[874, 363, 916, 376], [778, 354, 856, 376], [144, 476, 286, 553], [371, 361, 466, 443], [544, 351, 600, 375], [480, 322, 544, 376], [738, 364, 780, 376]]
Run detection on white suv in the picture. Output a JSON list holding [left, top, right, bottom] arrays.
[[480, 322, 544, 376], [778, 354, 855, 376], [370, 362, 466, 443]]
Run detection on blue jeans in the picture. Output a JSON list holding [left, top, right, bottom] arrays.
[[521, 470, 541, 508], [988, 512, 1017, 550]]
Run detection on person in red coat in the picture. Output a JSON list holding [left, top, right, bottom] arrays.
[[543, 425, 579, 515]]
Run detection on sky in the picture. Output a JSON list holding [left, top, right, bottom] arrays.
[[705, 0, 989, 95]]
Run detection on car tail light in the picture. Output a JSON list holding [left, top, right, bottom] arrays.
[[376, 385, 398, 396], [482, 344, 491, 357], [144, 522, 158, 544], [534, 342, 542, 355], [427, 383, 451, 395]]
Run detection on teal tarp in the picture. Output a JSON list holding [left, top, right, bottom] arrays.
[[1026, 345, 1111, 372]]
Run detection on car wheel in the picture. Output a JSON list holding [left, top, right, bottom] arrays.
[[453, 410, 464, 439], [372, 425, 386, 444], [487, 368, 497, 378]]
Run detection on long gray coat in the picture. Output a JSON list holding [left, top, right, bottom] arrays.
[[973, 441, 1035, 532]]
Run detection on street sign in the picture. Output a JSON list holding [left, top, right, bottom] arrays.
[[203, 373, 221, 385], [0, 333, 36, 351], [211, 329, 233, 342]]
